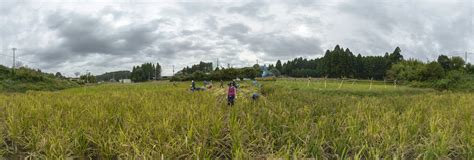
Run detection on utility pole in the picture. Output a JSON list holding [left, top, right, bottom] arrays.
[[466, 52, 468, 64], [172, 65, 175, 76], [217, 58, 219, 69], [12, 48, 16, 71], [86, 70, 89, 83], [256, 59, 259, 65]]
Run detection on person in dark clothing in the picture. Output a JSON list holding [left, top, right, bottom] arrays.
[[191, 80, 196, 91], [220, 80, 224, 88], [252, 93, 259, 101]]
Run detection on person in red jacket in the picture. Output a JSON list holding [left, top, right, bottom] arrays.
[[227, 83, 237, 106]]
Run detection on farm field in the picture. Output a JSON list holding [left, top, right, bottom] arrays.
[[0, 80, 472, 159]]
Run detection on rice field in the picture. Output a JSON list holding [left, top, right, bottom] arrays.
[[0, 80, 472, 159]]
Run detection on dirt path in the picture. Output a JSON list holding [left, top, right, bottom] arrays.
[[209, 86, 231, 158], [209, 82, 258, 158]]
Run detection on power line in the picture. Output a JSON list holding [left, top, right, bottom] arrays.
[[0, 52, 44, 70], [0, 55, 39, 67], [0, 53, 13, 57]]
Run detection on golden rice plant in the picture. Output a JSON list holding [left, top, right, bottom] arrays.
[[0, 80, 472, 159]]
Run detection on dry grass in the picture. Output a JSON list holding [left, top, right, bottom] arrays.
[[0, 80, 472, 159]]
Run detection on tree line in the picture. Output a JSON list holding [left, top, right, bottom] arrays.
[[276, 45, 403, 80], [181, 62, 213, 74], [172, 63, 261, 81], [169, 45, 473, 90], [272, 45, 472, 90], [131, 63, 161, 82], [95, 71, 131, 82]]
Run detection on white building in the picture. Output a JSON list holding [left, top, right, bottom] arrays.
[[119, 79, 132, 83]]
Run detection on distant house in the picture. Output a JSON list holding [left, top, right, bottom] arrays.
[[119, 79, 132, 83], [260, 65, 273, 77], [68, 78, 81, 82]]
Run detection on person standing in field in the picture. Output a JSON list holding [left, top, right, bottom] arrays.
[[191, 80, 196, 91], [227, 83, 236, 106], [220, 80, 224, 88]]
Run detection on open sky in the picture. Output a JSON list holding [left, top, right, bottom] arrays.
[[1, 0, 473, 76]]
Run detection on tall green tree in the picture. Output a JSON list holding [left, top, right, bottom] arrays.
[[451, 56, 465, 70], [55, 72, 63, 79], [423, 62, 445, 81], [466, 63, 474, 74], [275, 60, 282, 72], [386, 60, 425, 81], [131, 62, 162, 82], [155, 63, 162, 80], [437, 55, 452, 70], [389, 47, 404, 64]]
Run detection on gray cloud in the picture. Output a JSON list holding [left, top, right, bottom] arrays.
[[338, 0, 473, 59], [246, 34, 322, 59], [26, 11, 169, 70], [46, 12, 161, 55], [227, 0, 274, 20], [219, 23, 250, 41], [219, 23, 322, 59], [155, 40, 213, 58], [1, 0, 472, 76], [227, 1, 264, 16]]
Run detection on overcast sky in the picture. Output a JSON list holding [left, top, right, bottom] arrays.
[[1, 0, 473, 76]]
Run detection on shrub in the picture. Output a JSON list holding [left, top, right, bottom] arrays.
[[432, 70, 473, 91], [255, 77, 276, 81], [433, 79, 451, 91]]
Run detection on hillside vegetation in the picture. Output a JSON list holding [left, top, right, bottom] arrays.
[[0, 65, 79, 92]]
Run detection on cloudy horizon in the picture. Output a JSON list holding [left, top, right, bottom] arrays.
[[1, 0, 473, 76]]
